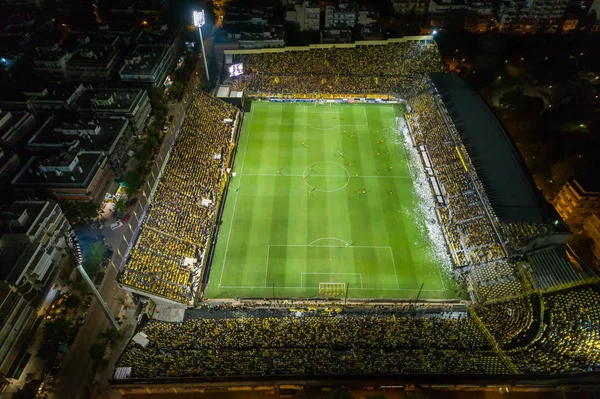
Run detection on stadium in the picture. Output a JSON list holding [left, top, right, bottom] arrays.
[[112, 37, 600, 392]]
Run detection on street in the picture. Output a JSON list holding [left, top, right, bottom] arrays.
[[51, 55, 204, 399]]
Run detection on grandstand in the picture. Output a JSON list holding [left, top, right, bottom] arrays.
[[112, 36, 600, 390]]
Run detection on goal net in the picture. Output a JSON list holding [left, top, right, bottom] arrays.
[[315, 100, 331, 106], [319, 282, 347, 297]]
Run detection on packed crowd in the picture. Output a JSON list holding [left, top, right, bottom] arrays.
[[119, 92, 239, 303], [407, 92, 506, 267], [118, 285, 600, 378], [229, 41, 442, 96], [508, 286, 600, 373], [475, 296, 536, 348], [117, 314, 512, 378]]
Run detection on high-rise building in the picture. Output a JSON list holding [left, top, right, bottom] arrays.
[[554, 178, 600, 226], [0, 201, 74, 379]]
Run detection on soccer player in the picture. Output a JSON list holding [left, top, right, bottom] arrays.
[[376, 152, 380, 157], [380, 139, 385, 144], [277, 167, 283, 175], [389, 166, 393, 171]]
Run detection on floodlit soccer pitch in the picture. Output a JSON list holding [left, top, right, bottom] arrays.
[[205, 102, 460, 300]]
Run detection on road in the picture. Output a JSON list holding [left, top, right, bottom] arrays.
[[52, 55, 204, 399]]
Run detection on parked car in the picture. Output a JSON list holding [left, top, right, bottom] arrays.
[[110, 221, 123, 230], [123, 214, 131, 223], [93, 272, 105, 286], [77, 312, 88, 326]]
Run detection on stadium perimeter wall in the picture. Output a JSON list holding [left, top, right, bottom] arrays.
[[110, 372, 600, 393]]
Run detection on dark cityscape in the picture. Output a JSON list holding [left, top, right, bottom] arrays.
[[0, 0, 599, 398]]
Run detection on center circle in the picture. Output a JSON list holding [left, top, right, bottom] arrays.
[[302, 161, 351, 193]]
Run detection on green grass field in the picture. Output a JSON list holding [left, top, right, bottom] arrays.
[[205, 102, 460, 300]]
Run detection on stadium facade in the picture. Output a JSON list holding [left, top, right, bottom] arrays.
[[111, 37, 600, 392]]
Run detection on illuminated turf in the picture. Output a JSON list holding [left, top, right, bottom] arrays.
[[205, 102, 461, 300]]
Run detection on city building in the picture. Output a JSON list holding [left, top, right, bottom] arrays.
[[70, 22, 142, 46], [325, 3, 357, 29], [554, 177, 600, 226], [0, 200, 73, 379], [27, 84, 86, 112], [32, 45, 72, 78], [285, 1, 321, 31], [66, 44, 122, 82], [0, 110, 36, 147], [11, 151, 114, 202], [119, 44, 175, 87], [358, 9, 379, 35], [583, 213, 600, 266], [392, 0, 429, 15], [427, 0, 493, 31], [498, 0, 569, 30], [27, 116, 134, 178], [77, 88, 151, 133]]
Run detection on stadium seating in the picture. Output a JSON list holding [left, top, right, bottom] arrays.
[[508, 286, 600, 373], [117, 285, 600, 378], [117, 313, 508, 378], [474, 296, 536, 347], [118, 92, 239, 303], [228, 42, 443, 96]]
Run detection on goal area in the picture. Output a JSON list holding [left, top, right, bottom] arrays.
[[319, 282, 347, 297]]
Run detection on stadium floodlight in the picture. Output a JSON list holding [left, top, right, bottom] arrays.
[[193, 10, 210, 83], [432, 30, 438, 35], [193, 10, 205, 28]]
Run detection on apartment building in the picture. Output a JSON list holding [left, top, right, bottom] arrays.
[[11, 151, 114, 202], [0, 201, 73, 379], [119, 44, 175, 87], [285, 1, 321, 31], [554, 178, 600, 226]]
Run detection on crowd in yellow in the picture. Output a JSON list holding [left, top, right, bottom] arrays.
[[229, 42, 443, 96], [119, 92, 239, 303]]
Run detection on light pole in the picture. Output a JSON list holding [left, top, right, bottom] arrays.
[[68, 230, 120, 331], [193, 10, 210, 83]]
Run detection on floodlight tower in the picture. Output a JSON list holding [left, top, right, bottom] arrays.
[[193, 10, 210, 83]]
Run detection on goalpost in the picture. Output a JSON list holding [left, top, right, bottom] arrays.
[[319, 282, 347, 297], [314, 100, 331, 107]]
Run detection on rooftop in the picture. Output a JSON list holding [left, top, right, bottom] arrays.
[[430, 72, 550, 225], [0, 201, 47, 234], [28, 116, 129, 153], [136, 24, 179, 45], [68, 45, 120, 64], [12, 151, 105, 187], [120, 44, 168, 76], [78, 88, 144, 112]]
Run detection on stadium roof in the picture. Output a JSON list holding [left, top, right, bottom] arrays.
[[430, 73, 550, 225]]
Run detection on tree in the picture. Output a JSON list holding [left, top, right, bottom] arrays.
[[319, 389, 354, 399], [69, 278, 88, 295], [169, 81, 184, 98], [63, 294, 82, 311], [135, 148, 152, 164], [38, 317, 73, 360], [58, 200, 99, 223], [123, 170, 143, 195], [83, 241, 107, 275], [89, 342, 106, 360], [366, 395, 388, 399], [98, 328, 123, 347], [115, 198, 127, 213]]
